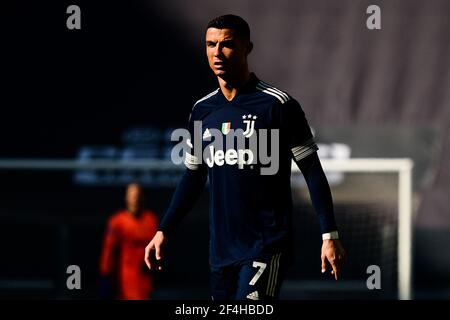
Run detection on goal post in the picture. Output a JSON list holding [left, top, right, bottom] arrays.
[[293, 158, 414, 300]]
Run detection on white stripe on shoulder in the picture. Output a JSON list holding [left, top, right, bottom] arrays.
[[259, 81, 290, 101], [193, 88, 220, 107], [256, 83, 287, 102], [256, 84, 286, 104]]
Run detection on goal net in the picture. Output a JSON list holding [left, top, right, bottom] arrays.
[[288, 158, 413, 300]]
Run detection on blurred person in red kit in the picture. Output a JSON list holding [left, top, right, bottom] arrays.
[[99, 182, 159, 299]]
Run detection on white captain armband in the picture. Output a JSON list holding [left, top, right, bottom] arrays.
[[322, 231, 339, 240]]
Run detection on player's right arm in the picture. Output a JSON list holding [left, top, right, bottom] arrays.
[[145, 111, 208, 270], [144, 165, 207, 270]]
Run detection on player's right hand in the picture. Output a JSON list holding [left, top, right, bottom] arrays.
[[144, 231, 167, 271]]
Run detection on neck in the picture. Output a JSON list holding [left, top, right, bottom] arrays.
[[218, 70, 252, 101], [128, 207, 141, 217]]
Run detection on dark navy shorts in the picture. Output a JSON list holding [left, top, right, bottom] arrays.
[[210, 253, 287, 300]]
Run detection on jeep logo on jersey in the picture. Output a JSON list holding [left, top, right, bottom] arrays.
[[242, 114, 257, 138], [205, 145, 254, 169], [170, 120, 280, 175]]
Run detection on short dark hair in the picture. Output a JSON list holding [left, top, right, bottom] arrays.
[[206, 14, 251, 42]]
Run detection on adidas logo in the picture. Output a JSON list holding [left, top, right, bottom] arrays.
[[246, 291, 260, 300], [203, 128, 211, 139]]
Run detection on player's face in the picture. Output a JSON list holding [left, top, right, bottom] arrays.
[[126, 183, 143, 213], [205, 28, 250, 79]]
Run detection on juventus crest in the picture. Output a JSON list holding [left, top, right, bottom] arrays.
[[242, 114, 257, 138]]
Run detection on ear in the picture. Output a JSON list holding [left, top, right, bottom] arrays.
[[247, 41, 253, 54]]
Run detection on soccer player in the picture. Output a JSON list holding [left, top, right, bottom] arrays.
[[100, 182, 158, 299], [145, 14, 346, 300]]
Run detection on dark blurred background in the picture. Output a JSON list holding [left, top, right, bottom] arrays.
[[1, 0, 449, 299]]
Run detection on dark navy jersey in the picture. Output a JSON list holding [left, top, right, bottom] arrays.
[[159, 73, 337, 267]]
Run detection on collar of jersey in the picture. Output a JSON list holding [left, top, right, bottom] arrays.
[[216, 72, 260, 104]]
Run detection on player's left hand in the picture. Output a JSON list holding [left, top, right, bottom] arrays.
[[321, 239, 346, 280]]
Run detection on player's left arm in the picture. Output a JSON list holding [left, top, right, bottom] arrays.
[[281, 98, 346, 280], [99, 216, 121, 297], [295, 153, 347, 280]]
